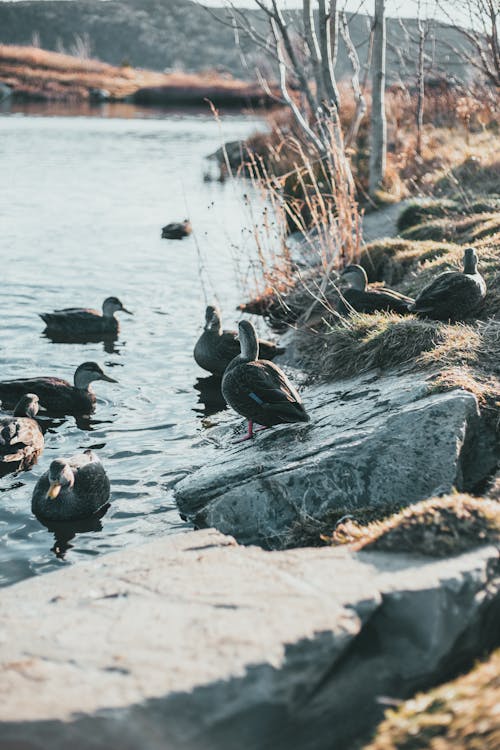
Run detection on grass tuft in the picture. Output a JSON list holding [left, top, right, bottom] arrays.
[[327, 495, 500, 557], [365, 647, 500, 749]]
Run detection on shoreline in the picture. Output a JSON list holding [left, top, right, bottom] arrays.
[[0, 44, 278, 109]]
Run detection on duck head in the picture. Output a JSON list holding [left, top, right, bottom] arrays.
[[462, 247, 478, 275], [341, 264, 368, 291], [238, 320, 259, 361], [102, 297, 133, 317], [204, 305, 222, 333], [46, 459, 74, 500], [14, 393, 40, 419], [74, 362, 118, 389]]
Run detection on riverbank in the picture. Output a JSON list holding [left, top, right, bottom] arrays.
[[0, 45, 275, 107]]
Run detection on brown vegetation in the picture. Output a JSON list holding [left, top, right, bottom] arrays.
[[365, 646, 500, 749], [327, 495, 500, 557], [0, 44, 273, 104]]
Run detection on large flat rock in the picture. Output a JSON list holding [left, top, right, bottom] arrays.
[[176, 373, 494, 547], [0, 529, 499, 750]]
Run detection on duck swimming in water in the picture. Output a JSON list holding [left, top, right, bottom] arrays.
[[32, 450, 110, 521], [338, 265, 414, 316], [222, 320, 309, 440], [161, 219, 192, 240], [408, 247, 486, 321], [194, 305, 285, 376], [40, 297, 132, 336], [0, 394, 44, 472], [0, 362, 117, 416]]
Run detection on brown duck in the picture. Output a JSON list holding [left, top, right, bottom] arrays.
[[194, 305, 285, 376], [222, 320, 309, 440]]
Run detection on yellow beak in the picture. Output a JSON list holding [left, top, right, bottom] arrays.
[[47, 482, 62, 500]]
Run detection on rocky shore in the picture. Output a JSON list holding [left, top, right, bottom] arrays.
[[1, 528, 499, 750]]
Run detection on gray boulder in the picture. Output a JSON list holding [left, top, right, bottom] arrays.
[[0, 82, 12, 102], [176, 372, 497, 548], [0, 529, 498, 750]]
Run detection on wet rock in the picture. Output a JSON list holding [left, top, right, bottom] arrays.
[[0, 82, 12, 101], [0, 529, 498, 750], [176, 372, 496, 548]]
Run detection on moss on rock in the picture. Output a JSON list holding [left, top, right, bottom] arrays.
[[328, 495, 500, 557], [364, 647, 500, 749]]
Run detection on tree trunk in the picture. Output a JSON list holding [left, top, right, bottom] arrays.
[[416, 19, 425, 157], [369, 0, 387, 197]]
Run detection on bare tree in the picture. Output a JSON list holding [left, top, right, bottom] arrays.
[[369, 0, 387, 196], [438, 0, 500, 87]]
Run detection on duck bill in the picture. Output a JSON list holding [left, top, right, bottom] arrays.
[[122, 308, 133, 315], [47, 482, 62, 500], [100, 373, 118, 383]]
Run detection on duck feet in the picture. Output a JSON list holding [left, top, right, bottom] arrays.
[[234, 420, 255, 443]]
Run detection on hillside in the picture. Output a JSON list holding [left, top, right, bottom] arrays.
[[0, 44, 275, 104], [0, 0, 471, 82]]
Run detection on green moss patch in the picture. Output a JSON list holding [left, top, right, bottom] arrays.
[[328, 495, 500, 557]]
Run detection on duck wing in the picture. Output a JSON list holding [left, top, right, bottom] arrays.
[[223, 360, 309, 426], [41, 309, 103, 328], [73, 452, 110, 510], [340, 289, 414, 315], [410, 271, 478, 315], [0, 417, 43, 465], [216, 330, 241, 362], [257, 339, 286, 360]]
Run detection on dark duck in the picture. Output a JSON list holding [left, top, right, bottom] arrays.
[[0, 362, 117, 416], [194, 305, 285, 376], [40, 296, 132, 337], [338, 265, 414, 315], [32, 450, 110, 522], [161, 219, 192, 240], [222, 320, 309, 441], [408, 247, 486, 321], [0, 394, 44, 473]]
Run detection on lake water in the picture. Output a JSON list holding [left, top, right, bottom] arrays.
[[0, 102, 271, 587]]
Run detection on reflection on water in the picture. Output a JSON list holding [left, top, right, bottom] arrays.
[[193, 375, 228, 418], [0, 105, 267, 587]]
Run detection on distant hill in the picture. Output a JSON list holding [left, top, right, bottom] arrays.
[[0, 0, 471, 82]]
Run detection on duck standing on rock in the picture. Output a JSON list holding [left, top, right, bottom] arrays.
[[40, 297, 132, 337], [338, 265, 415, 315], [194, 305, 285, 376], [0, 394, 44, 473], [222, 320, 309, 441], [0, 362, 117, 416], [408, 247, 486, 321], [32, 450, 110, 521], [161, 219, 192, 240]]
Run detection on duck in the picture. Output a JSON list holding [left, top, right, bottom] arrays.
[[40, 296, 132, 337], [161, 219, 192, 240], [0, 393, 44, 472], [338, 265, 415, 315], [408, 247, 486, 321], [194, 305, 285, 376], [0, 362, 117, 416], [32, 450, 110, 521], [222, 320, 309, 440]]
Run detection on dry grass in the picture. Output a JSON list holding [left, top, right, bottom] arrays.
[[364, 647, 500, 749], [400, 213, 500, 244], [327, 495, 500, 557], [0, 43, 267, 101], [397, 198, 500, 232]]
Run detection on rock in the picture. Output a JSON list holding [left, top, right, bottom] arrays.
[[0, 82, 12, 101], [175, 372, 497, 548], [0, 529, 498, 750], [89, 87, 110, 102]]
